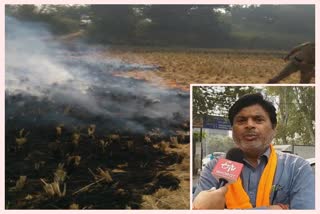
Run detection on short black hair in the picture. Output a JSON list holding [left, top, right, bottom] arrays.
[[228, 93, 277, 128]]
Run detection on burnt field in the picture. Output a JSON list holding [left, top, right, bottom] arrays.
[[5, 91, 189, 209], [5, 86, 189, 209], [5, 17, 190, 209]]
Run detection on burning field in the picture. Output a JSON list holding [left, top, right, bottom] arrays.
[[5, 17, 190, 209]]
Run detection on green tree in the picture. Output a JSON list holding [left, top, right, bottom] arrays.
[[192, 86, 259, 118], [142, 5, 231, 46], [89, 5, 138, 43], [6, 5, 38, 20], [266, 86, 315, 145], [6, 5, 86, 34], [229, 5, 315, 49]]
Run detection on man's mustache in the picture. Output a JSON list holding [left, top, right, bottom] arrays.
[[243, 131, 258, 136]]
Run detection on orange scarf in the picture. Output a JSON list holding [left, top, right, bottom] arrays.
[[225, 144, 277, 209]]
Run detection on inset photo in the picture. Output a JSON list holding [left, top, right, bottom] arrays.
[[192, 85, 315, 209]]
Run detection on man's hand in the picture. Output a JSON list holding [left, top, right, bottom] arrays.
[[267, 79, 277, 84], [283, 54, 290, 61], [193, 186, 228, 210]]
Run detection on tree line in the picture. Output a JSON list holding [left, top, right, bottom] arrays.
[[6, 5, 315, 49]]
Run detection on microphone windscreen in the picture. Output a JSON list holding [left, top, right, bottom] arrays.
[[226, 147, 244, 163]]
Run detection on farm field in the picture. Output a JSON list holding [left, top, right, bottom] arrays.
[[6, 33, 190, 209], [106, 47, 313, 90], [5, 4, 315, 210]]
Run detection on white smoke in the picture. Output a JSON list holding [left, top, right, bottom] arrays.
[[5, 16, 189, 133]]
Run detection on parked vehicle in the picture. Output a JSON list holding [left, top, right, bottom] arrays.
[[202, 152, 226, 169]]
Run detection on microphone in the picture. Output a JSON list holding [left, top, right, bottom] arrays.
[[211, 148, 244, 188]]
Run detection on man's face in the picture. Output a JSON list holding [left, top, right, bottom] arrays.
[[232, 104, 275, 158]]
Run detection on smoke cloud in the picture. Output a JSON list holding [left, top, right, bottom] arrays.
[[5, 16, 189, 133]]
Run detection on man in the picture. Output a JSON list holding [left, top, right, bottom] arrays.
[[193, 93, 314, 209], [268, 42, 315, 83]]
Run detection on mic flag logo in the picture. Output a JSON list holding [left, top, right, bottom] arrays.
[[221, 161, 237, 172], [212, 158, 244, 183]]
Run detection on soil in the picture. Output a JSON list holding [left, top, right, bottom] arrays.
[[104, 46, 315, 89]]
